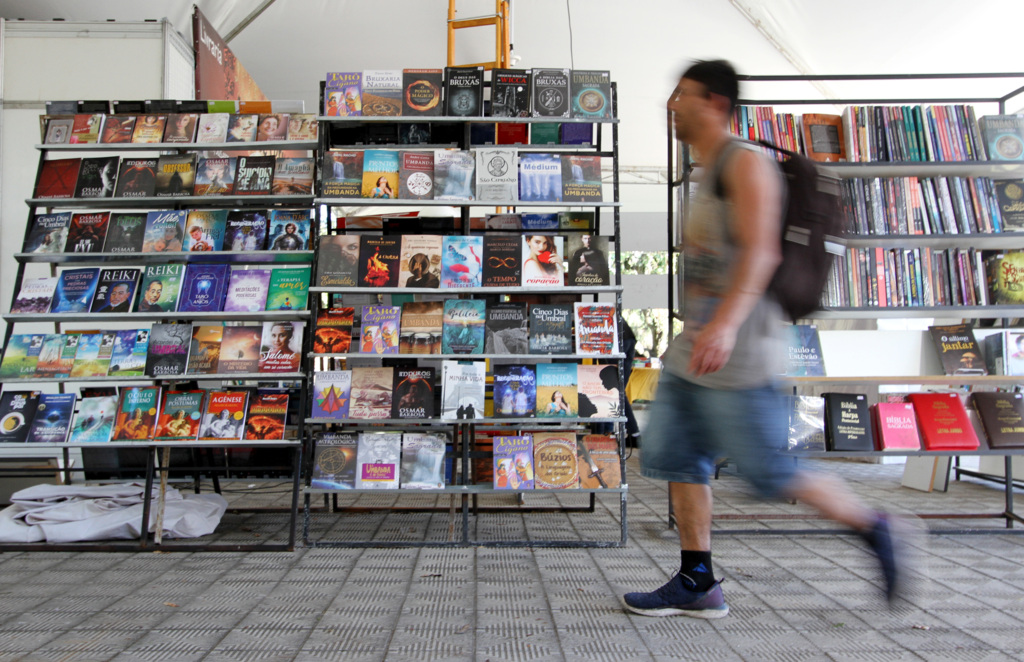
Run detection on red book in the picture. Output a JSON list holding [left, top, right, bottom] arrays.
[[35, 158, 82, 199], [496, 123, 528, 145], [871, 402, 921, 451], [908, 392, 980, 451]]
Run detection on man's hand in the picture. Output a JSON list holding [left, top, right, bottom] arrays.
[[688, 319, 738, 376]]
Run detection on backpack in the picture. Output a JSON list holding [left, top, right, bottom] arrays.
[[714, 139, 845, 322]]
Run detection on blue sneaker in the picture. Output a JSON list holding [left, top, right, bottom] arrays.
[[866, 513, 906, 604], [622, 574, 729, 618]]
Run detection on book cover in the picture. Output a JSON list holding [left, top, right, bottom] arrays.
[[992, 180, 1024, 231], [226, 113, 258, 142], [69, 113, 103, 143], [482, 235, 522, 288], [322, 150, 364, 197], [392, 366, 436, 419], [110, 328, 148, 378], [154, 153, 196, 196], [324, 72, 363, 117], [561, 155, 603, 202], [909, 392, 980, 451], [787, 394, 826, 452], [34, 334, 66, 379], [492, 364, 536, 417], [178, 263, 230, 313], [26, 393, 76, 444], [491, 68, 532, 118], [402, 69, 443, 116], [441, 299, 486, 354], [578, 435, 621, 488], [199, 390, 248, 440], [574, 302, 618, 356], [496, 122, 529, 145], [258, 320, 304, 373], [356, 432, 401, 489], [272, 157, 313, 195], [131, 114, 166, 143], [68, 393, 117, 443], [0, 334, 44, 379], [187, 325, 223, 375], [155, 390, 204, 441], [986, 251, 1024, 304], [223, 268, 271, 312], [0, 391, 41, 443], [218, 325, 263, 374], [783, 324, 826, 377], [196, 113, 229, 143], [66, 212, 110, 253], [314, 307, 355, 354], [11, 277, 57, 314], [823, 392, 874, 451], [358, 305, 401, 355], [224, 210, 268, 251], [493, 435, 534, 489], [142, 210, 186, 253], [559, 211, 595, 230], [234, 155, 276, 195], [519, 153, 562, 202], [444, 66, 484, 116], [361, 149, 399, 199], [194, 157, 236, 196], [349, 366, 395, 420], [145, 324, 191, 377], [73, 156, 118, 198], [110, 385, 161, 441], [801, 113, 846, 162], [521, 213, 559, 230], [397, 234, 442, 287], [358, 236, 401, 288], [34, 158, 81, 199], [476, 148, 518, 201], [312, 370, 352, 420], [243, 390, 289, 441], [440, 360, 486, 420], [400, 432, 447, 489], [531, 69, 571, 119], [980, 114, 1024, 161], [361, 70, 403, 116], [577, 364, 623, 419], [89, 268, 140, 313], [399, 302, 443, 354], [49, 268, 99, 313], [928, 323, 987, 376], [44, 117, 74, 144], [102, 212, 147, 253], [265, 266, 310, 311], [286, 113, 319, 140], [433, 149, 476, 201], [22, 212, 71, 254], [986, 330, 1024, 376], [163, 113, 198, 143], [440, 235, 484, 288], [533, 431, 579, 488], [872, 402, 922, 451], [972, 391, 1024, 449], [57, 334, 81, 378], [398, 151, 435, 200], [68, 332, 113, 379], [113, 158, 157, 198], [485, 213, 522, 230], [536, 363, 579, 418], [316, 235, 361, 287], [399, 123, 432, 145], [256, 113, 289, 141], [268, 209, 311, 250], [570, 69, 613, 120], [485, 302, 529, 354], [529, 303, 573, 354], [311, 432, 358, 490], [135, 264, 185, 313], [565, 234, 610, 286]]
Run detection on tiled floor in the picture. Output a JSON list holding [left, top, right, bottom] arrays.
[[1, 455, 1023, 661]]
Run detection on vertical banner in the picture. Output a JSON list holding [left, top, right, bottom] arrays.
[[192, 6, 267, 101]]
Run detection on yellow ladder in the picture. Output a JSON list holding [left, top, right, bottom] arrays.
[[447, 0, 511, 70]]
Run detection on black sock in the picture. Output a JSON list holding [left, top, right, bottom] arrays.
[[679, 550, 714, 591]]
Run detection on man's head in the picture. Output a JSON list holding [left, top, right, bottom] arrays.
[[670, 59, 739, 140], [108, 283, 130, 307], [144, 280, 163, 304]]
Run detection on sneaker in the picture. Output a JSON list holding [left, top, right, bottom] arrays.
[[866, 513, 906, 604], [622, 575, 729, 618]]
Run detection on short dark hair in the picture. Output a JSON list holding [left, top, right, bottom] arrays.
[[682, 59, 739, 112]]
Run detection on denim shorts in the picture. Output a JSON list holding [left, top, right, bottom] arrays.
[[639, 370, 796, 497]]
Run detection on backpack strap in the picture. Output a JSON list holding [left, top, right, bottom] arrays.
[[708, 139, 747, 199]]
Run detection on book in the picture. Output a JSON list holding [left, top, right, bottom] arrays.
[[26, 393, 76, 444], [358, 236, 401, 288], [536, 363, 579, 418], [559, 211, 595, 231], [146, 323, 191, 377], [441, 299, 486, 354], [218, 325, 263, 374], [402, 69, 443, 116], [286, 113, 318, 140], [533, 431, 579, 488], [570, 69, 613, 120], [361, 69, 403, 116], [928, 323, 987, 376], [199, 390, 248, 440], [66, 212, 110, 253], [531, 68, 571, 119], [398, 151, 435, 200], [243, 390, 289, 441], [178, 263, 230, 313], [496, 122, 529, 145], [909, 392, 980, 451], [565, 234, 610, 286], [823, 392, 874, 451], [361, 149, 399, 199], [561, 155, 602, 202], [113, 158, 157, 198], [11, 277, 57, 314], [578, 435, 621, 489], [349, 367, 394, 420], [187, 325, 223, 375], [73, 156, 118, 198], [44, 117, 74, 144], [131, 114, 166, 143], [322, 150, 364, 197], [226, 114, 258, 142], [529, 303, 573, 354], [34, 158, 81, 199], [980, 115, 1024, 161], [801, 114, 846, 162], [400, 432, 447, 489], [135, 264, 185, 313], [68, 392, 117, 443], [68, 332, 113, 379], [485, 213, 522, 230], [268, 209, 311, 251], [444, 66, 484, 116], [491, 69, 532, 118], [521, 213, 559, 230], [314, 307, 355, 354], [358, 305, 401, 355], [264, 266, 310, 311], [142, 210, 186, 253], [972, 391, 1024, 449], [110, 385, 161, 441], [49, 268, 99, 313], [196, 113, 229, 143], [89, 268, 140, 314], [397, 234, 442, 287], [163, 113, 199, 143], [398, 302, 443, 354], [440, 235, 484, 288], [224, 210, 268, 251], [103, 212, 147, 253], [392, 367, 436, 419], [577, 364, 623, 419], [783, 324, 826, 377], [316, 235, 361, 287], [312, 370, 352, 420], [194, 157, 236, 196], [272, 157, 313, 195], [482, 235, 522, 288], [872, 402, 922, 451], [476, 148, 518, 201], [787, 394, 826, 452], [492, 364, 536, 417], [258, 320, 304, 373], [324, 72, 363, 117], [155, 390, 205, 441], [519, 153, 562, 202], [574, 302, 618, 355], [356, 432, 401, 489], [223, 268, 271, 312], [493, 435, 534, 489], [0, 390, 41, 443], [22, 212, 71, 253], [153, 153, 196, 196], [34, 334, 67, 379], [234, 155, 276, 195], [311, 432, 358, 490], [256, 113, 289, 141], [400, 123, 432, 145], [485, 302, 529, 354], [433, 150, 476, 200], [440, 360, 486, 420], [984, 330, 1024, 376], [69, 113, 103, 143]]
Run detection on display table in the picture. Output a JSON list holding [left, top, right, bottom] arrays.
[[626, 367, 661, 403]]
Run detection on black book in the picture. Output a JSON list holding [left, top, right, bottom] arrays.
[[112, 100, 146, 115], [491, 69, 532, 118], [565, 234, 611, 286], [317, 235, 361, 287], [444, 66, 485, 117], [528, 303, 573, 355], [402, 69, 444, 116], [823, 392, 874, 452], [89, 268, 141, 313], [531, 68, 571, 119], [77, 100, 109, 113], [392, 366, 437, 419], [224, 210, 269, 251], [144, 99, 178, 113], [492, 364, 536, 417], [22, 212, 71, 254], [234, 155, 276, 195], [928, 323, 987, 376], [145, 323, 192, 377], [66, 212, 110, 253], [0, 390, 42, 443], [175, 99, 210, 114], [114, 158, 157, 198], [358, 235, 401, 288], [73, 156, 119, 198], [154, 153, 196, 197], [482, 235, 522, 287], [102, 212, 147, 253], [485, 302, 528, 354]]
